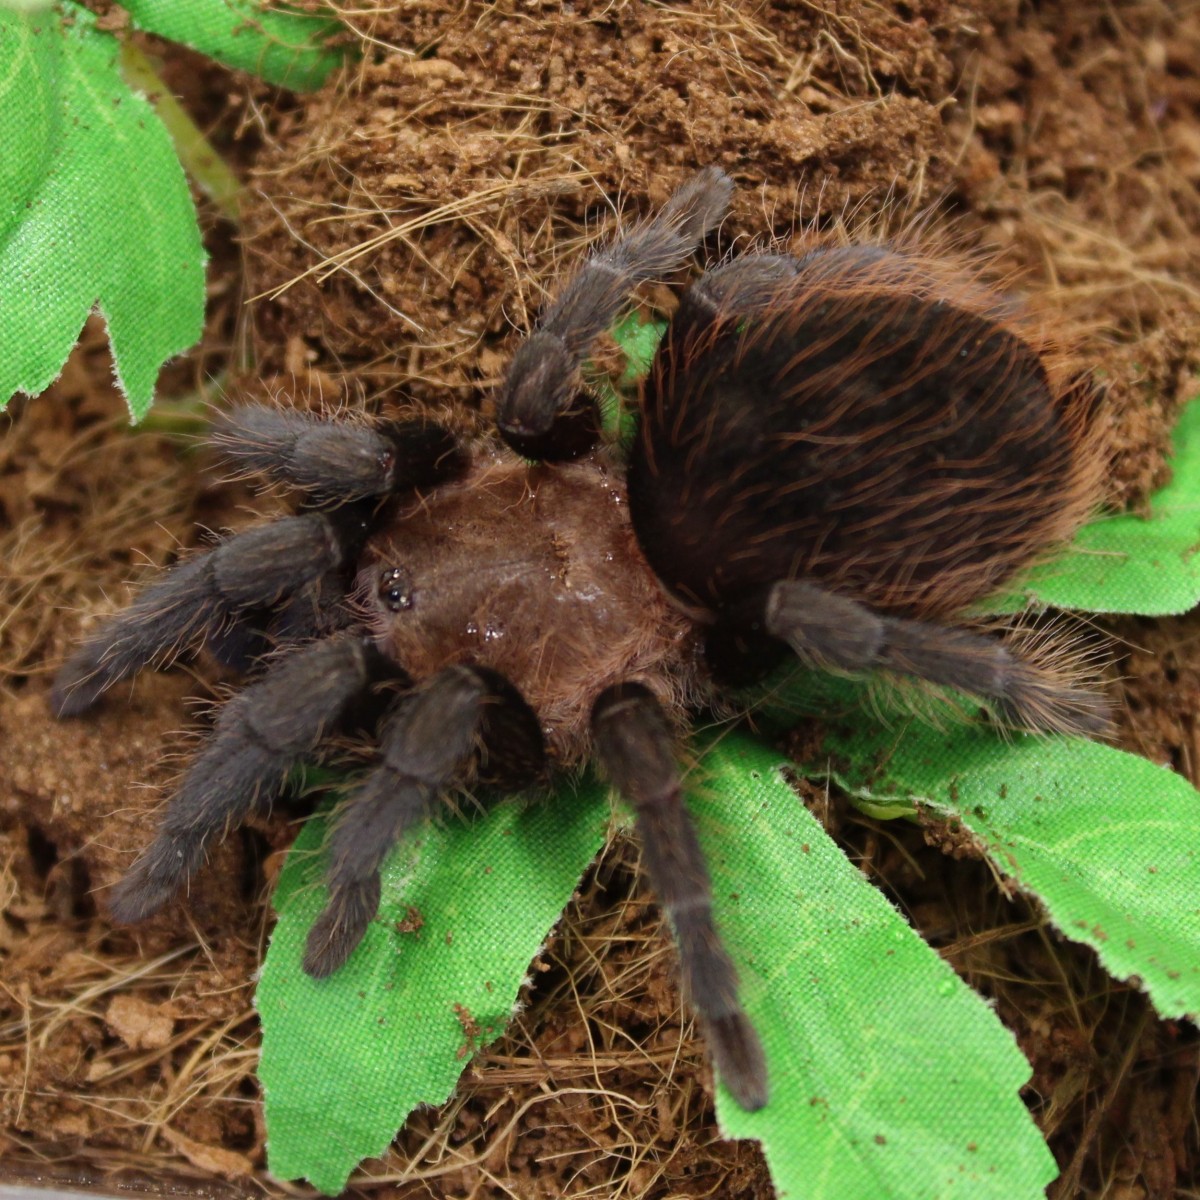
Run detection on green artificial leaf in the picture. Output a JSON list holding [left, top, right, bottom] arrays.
[[696, 731, 1057, 1200], [0, 4, 205, 417], [0, 0, 346, 417], [117, 0, 346, 91], [257, 776, 613, 1195], [611, 308, 667, 382], [259, 731, 1060, 1197], [118, 39, 243, 221], [0, 3, 59, 248], [795, 691, 1200, 1021], [593, 309, 668, 440], [986, 396, 1200, 616]]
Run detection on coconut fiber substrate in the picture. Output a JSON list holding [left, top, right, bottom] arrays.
[[2, 1, 1200, 1197]]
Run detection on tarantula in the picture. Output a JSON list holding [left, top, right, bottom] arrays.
[[52, 167, 1109, 1112]]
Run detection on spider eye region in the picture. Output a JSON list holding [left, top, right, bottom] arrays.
[[378, 566, 414, 612]]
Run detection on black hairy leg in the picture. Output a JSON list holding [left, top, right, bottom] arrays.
[[496, 165, 733, 460], [52, 506, 372, 717], [682, 251, 802, 316], [591, 682, 767, 1112], [204, 567, 358, 674], [685, 244, 1009, 327], [750, 580, 1111, 736], [213, 405, 464, 502], [303, 665, 546, 978], [109, 634, 396, 923]]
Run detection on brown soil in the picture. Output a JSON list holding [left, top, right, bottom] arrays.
[[3, 1, 1199, 1197]]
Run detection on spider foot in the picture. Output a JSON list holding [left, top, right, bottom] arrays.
[[303, 876, 382, 978], [214, 405, 463, 501], [497, 166, 732, 458], [592, 680, 768, 1111], [108, 834, 201, 925], [706, 1012, 768, 1112], [51, 512, 368, 715], [758, 580, 1112, 737], [106, 636, 390, 922]]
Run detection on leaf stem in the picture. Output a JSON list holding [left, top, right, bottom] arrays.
[[119, 40, 242, 223], [135, 376, 225, 438]]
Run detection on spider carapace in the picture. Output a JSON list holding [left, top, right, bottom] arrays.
[[52, 168, 1108, 1111]]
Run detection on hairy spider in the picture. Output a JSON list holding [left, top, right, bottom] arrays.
[[52, 167, 1109, 1111]]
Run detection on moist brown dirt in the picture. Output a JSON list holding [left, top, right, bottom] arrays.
[[3, 1, 1199, 1197]]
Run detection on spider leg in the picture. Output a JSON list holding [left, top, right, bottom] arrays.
[[303, 665, 546, 978], [681, 243, 982, 322], [748, 580, 1111, 736], [497, 166, 733, 461], [203, 610, 273, 673], [50, 505, 371, 716], [591, 681, 767, 1112], [202, 556, 358, 677], [682, 250, 802, 318], [213, 405, 464, 502], [108, 633, 397, 924]]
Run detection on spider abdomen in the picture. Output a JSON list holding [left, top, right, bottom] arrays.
[[629, 247, 1102, 619], [360, 451, 698, 762]]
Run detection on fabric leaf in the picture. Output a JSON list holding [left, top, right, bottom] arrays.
[[696, 730, 1058, 1200], [593, 309, 667, 440], [257, 776, 612, 1194], [0, 4, 205, 417], [795, 698, 1200, 1021], [117, 0, 346, 91], [985, 396, 1200, 615], [259, 729, 1061, 1198]]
